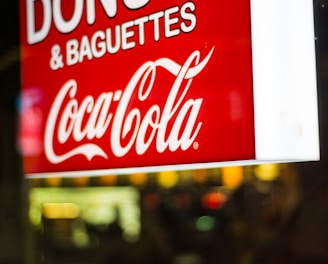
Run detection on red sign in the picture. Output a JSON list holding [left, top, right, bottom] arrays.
[[20, 0, 319, 177]]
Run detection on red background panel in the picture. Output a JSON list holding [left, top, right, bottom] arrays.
[[20, 0, 255, 175]]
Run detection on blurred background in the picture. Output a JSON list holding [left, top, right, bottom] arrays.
[[2, 1, 328, 264]]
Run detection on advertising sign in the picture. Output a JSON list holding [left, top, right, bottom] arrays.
[[20, 0, 319, 177]]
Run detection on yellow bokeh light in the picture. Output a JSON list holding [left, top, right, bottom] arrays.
[[157, 171, 179, 188], [192, 169, 208, 184], [45, 177, 62, 187], [222, 166, 243, 189], [99, 175, 117, 186], [73, 177, 90, 187], [254, 164, 280, 181], [43, 203, 80, 219], [129, 173, 148, 187]]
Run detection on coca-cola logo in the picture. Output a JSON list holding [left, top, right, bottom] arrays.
[[45, 47, 214, 164]]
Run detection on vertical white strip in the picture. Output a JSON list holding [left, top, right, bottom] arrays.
[[251, 0, 319, 160]]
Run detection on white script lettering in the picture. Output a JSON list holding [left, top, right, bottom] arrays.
[[45, 47, 214, 163]]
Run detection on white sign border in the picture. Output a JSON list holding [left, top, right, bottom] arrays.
[[251, 0, 320, 161]]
